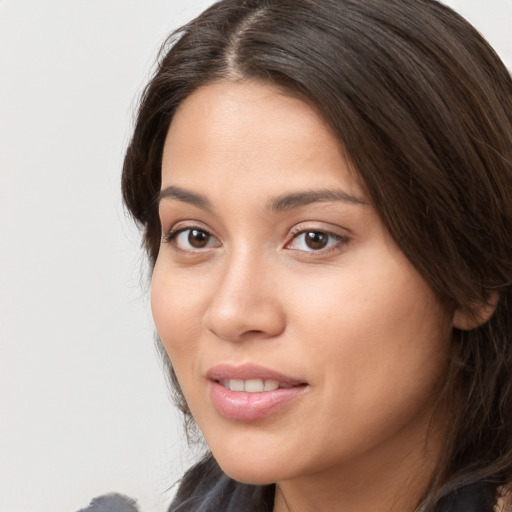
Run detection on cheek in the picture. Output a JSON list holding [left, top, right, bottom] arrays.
[[150, 262, 204, 373], [150, 260, 226, 434], [287, 253, 451, 429], [298, 246, 451, 355]]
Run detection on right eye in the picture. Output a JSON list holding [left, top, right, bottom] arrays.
[[164, 227, 220, 251]]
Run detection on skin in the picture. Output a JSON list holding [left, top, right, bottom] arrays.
[[151, 80, 457, 512]]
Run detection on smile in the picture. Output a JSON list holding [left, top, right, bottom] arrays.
[[218, 378, 299, 392], [207, 364, 308, 421]]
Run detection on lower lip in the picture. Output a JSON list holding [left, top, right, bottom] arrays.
[[209, 381, 307, 421]]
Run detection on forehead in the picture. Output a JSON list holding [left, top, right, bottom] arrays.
[[161, 80, 364, 200]]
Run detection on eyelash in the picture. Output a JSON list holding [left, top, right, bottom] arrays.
[[285, 228, 348, 255], [163, 225, 220, 253], [162, 225, 348, 255]]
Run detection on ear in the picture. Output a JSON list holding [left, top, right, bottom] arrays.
[[452, 291, 499, 331]]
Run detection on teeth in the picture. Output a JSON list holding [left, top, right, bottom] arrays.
[[245, 379, 264, 392], [221, 379, 282, 392], [264, 380, 279, 391], [230, 379, 245, 392]]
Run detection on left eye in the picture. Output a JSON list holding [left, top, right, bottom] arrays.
[[286, 230, 343, 252], [170, 228, 220, 251]]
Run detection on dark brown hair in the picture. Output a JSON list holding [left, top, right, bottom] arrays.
[[122, 0, 512, 509]]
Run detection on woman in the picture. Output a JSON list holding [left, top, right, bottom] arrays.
[[121, 0, 512, 510]]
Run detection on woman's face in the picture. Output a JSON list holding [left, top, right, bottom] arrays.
[[152, 81, 453, 487]]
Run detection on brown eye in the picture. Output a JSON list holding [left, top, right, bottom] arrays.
[[286, 229, 346, 253], [305, 231, 328, 250], [188, 229, 210, 248], [166, 227, 220, 251]]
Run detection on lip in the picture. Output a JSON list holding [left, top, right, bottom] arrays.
[[207, 364, 308, 421]]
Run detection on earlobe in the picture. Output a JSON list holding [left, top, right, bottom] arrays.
[[452, 291, 499, 331]]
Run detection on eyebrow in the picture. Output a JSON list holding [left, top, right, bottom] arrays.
[[158, 185, 213, 211], [157, 185, 365, 212], [267, 189, 366, 212]]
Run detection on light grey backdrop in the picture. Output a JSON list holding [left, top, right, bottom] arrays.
[[0, 1, 510, 512]]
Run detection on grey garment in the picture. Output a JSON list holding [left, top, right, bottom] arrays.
[[76, 493, 140, 512]]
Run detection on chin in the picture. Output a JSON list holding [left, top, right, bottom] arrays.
[[211, 449, 291, 485]]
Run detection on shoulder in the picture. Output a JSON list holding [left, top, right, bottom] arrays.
[[169, 454, 274, 512]]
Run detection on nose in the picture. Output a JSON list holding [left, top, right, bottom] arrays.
[[202, 252, 286, 343]]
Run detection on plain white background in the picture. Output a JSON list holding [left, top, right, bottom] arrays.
[[0, 1, 510, 511]]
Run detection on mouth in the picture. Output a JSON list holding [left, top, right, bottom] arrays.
[[207, 363, 307, 389], [217, 378, 304, 392], [207, 364, 308, 421]]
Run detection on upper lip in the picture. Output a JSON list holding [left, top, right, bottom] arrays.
[[206, 364, 306, 386]]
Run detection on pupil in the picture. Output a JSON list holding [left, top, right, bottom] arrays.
[[306, 231, 327, 250], [189, 229, 209, 248]]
